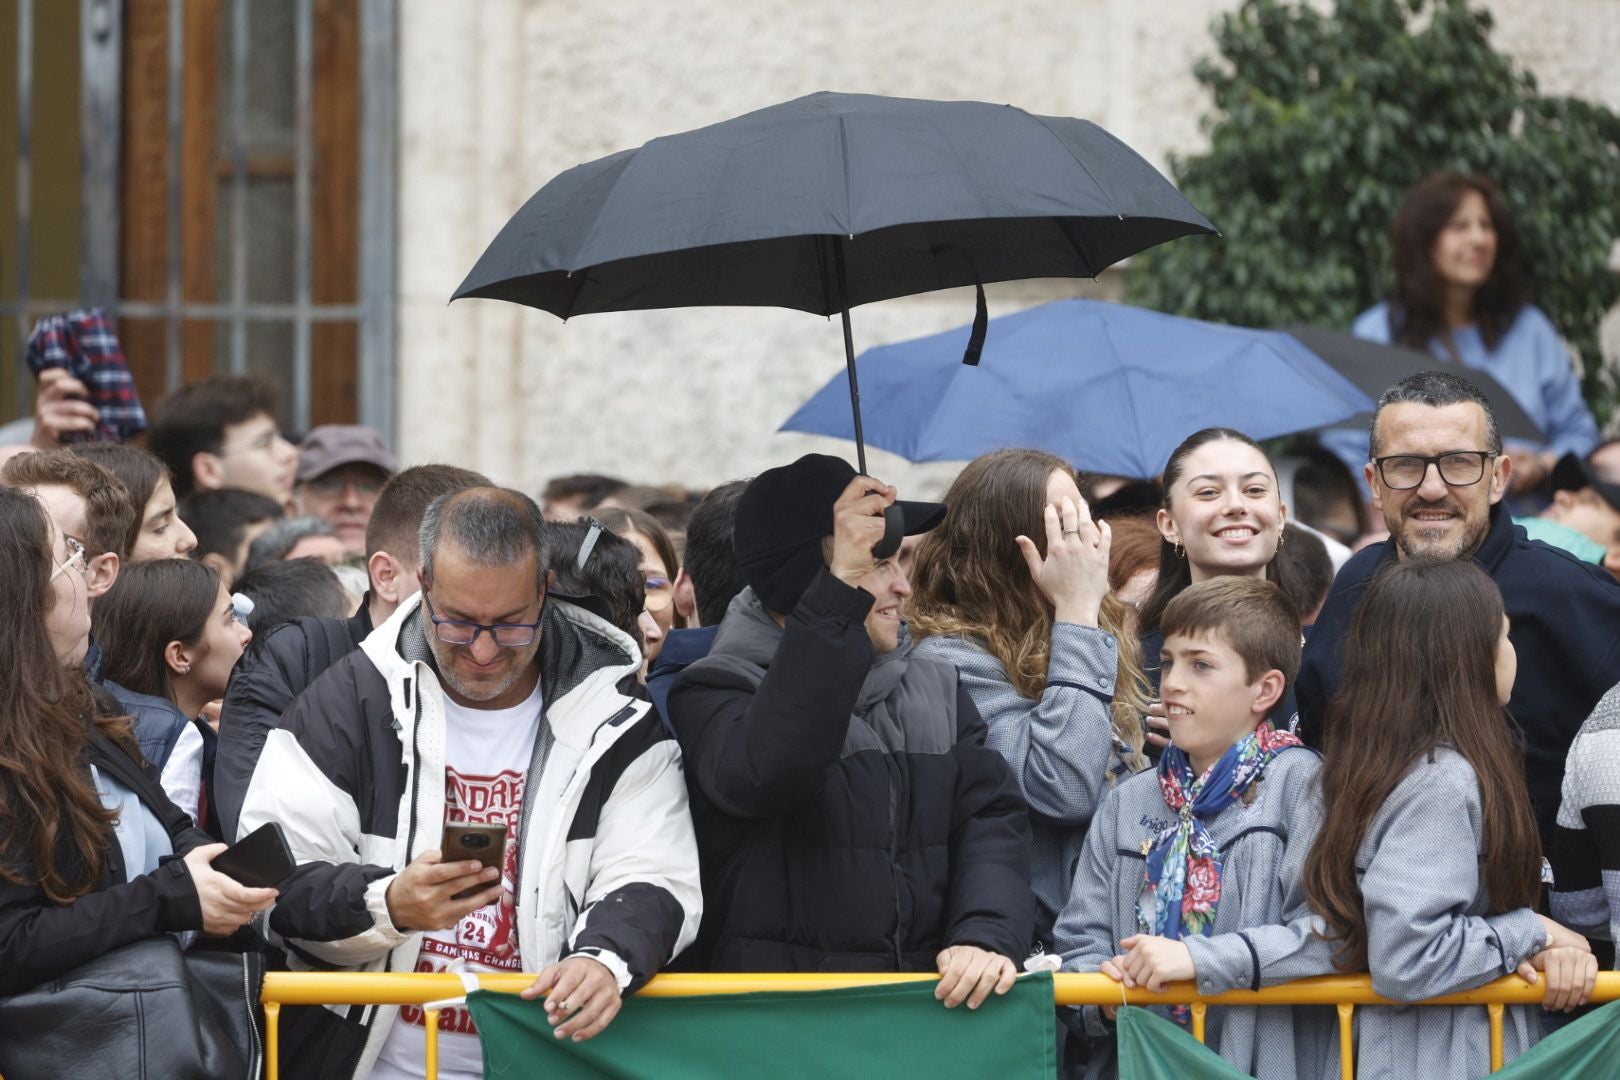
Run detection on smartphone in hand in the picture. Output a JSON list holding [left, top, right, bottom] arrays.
[[212, 822, 297, 888], [441, 820, 507, 901]]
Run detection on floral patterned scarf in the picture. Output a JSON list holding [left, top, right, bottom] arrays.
[[1137, 722, 1303, 942]]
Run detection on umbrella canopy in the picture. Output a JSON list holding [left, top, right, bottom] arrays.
[[452, 91, 1216, 318], [1285, 325, 1544, 441], [451, 91, 1216, 482], [780, 299, 1376, 478]]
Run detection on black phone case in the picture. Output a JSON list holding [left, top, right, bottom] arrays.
[[212, 822, 296, 888]]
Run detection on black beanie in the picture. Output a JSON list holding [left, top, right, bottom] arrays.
[[733, 454, 946, 614]]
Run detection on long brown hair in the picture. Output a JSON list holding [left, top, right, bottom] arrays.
[[1388, 171, 1526, 355], [92, 559, 221, 702], [1303, 560, 1540, 970], [0, 487, 128, 903], [908, 449, 1148, 768], [1138, 428, 1282, 634]]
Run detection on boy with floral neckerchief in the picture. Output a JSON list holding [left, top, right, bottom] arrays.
[[1053, 577, 1337, 1079]]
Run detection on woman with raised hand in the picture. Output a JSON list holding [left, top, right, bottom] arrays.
[[92, 559, 253, 831], [0, 487, 273, 995], [1304, 559, 1596, 1078], [909, 448, 1150, 953]]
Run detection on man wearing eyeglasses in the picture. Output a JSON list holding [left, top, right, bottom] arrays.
[[1298, 371, 1620, 847], [237, 486, 700, 1080], [294, 424, 398, 555], [146, 375, 299, 512]]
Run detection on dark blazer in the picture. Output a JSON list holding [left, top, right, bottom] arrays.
[[0, 723, 210, 994], [1297, 504, 1620, 840]]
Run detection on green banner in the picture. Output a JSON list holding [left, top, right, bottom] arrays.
[[467, 973, 1057, 1079], [1494, 999, 1620, 1077], [1115, 1006, 1251, 1079]]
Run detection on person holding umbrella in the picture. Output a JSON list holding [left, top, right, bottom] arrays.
[[907, 449, 1149, 956], [1323, 171, 1598, 496], [667, 454, 1034, 1007]]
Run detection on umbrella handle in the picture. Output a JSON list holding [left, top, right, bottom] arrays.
[[873, 503, 905, 560]]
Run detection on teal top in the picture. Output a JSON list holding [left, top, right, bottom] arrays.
[[1514, 516, 1605, 564]]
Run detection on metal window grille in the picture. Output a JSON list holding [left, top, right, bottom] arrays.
[[2, 0, 396, 440]]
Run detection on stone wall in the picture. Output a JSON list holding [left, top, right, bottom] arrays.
[[395, 0, 1620, 499]]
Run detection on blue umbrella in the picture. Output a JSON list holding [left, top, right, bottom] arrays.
[[780, 299, 1375, 478]]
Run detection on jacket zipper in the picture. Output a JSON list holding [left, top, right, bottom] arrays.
[[242, 954, 262, 1076], [886, 753, 904, 968], [512, 690, 552, 920], [529, 702, 646, 961], [363, 675, 422, 1029]]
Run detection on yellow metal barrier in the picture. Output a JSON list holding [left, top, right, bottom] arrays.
[[261, 970, 1620, 1080]]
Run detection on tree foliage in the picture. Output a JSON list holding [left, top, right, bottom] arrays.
[[1129, 0, 1620, 418]]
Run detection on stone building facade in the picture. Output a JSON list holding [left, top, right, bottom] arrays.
[[393, 0, 1620, 498]]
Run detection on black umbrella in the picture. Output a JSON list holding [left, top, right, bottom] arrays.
[[1286, 325, 1543, 441], [452, 91, 1216, 480]]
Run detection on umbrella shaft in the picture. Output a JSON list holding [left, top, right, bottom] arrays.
[[834, 238, 868, 476]]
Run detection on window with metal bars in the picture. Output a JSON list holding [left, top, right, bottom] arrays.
[[0, 0, 396, 443]]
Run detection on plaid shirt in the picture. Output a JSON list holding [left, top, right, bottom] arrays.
[[24, 308, 147, 442]]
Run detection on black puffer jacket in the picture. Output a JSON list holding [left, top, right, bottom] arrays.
[[214, 606, 372, 840], [668, 570, 1034, 972], [0, 723, 210, 995]]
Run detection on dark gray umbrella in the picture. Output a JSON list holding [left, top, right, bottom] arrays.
[[1286, 325, 1544, 441], [452, 91, 1216, 479]]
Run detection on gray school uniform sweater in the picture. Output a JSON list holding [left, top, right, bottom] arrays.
[[1054, 746, 1338, 1080], [914, 623, 1138, 950], [1348, 747, 1549, 1080]]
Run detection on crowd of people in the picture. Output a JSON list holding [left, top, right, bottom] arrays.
[[1, 169, 1619, 1080]]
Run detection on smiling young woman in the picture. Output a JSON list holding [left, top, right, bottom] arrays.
[[1138, 428, 1287, 642]]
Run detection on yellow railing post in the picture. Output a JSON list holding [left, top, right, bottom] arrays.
[[1335, 1002, 1355, 1080], [424, 1007, 440, 1080], [264, 1000, 280, 1080], [1487, 1002, 1505, 1072], [1190, 1001, 1207, 1044]]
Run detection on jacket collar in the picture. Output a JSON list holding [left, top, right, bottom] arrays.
[[361, 590, 644, 741], [709, 587, 914, 713], [651, 626, 719, 674]]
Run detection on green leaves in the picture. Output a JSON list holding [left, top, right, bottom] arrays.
[[1132, 0, 1620, 420]]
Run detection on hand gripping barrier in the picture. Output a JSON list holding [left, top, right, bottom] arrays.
[[259, 970, 1620, 1080]]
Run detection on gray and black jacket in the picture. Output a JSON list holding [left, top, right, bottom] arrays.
[[668, 570, 1034, 972], [238, 592, 701, 1080], [215, 604, 373, 841]]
